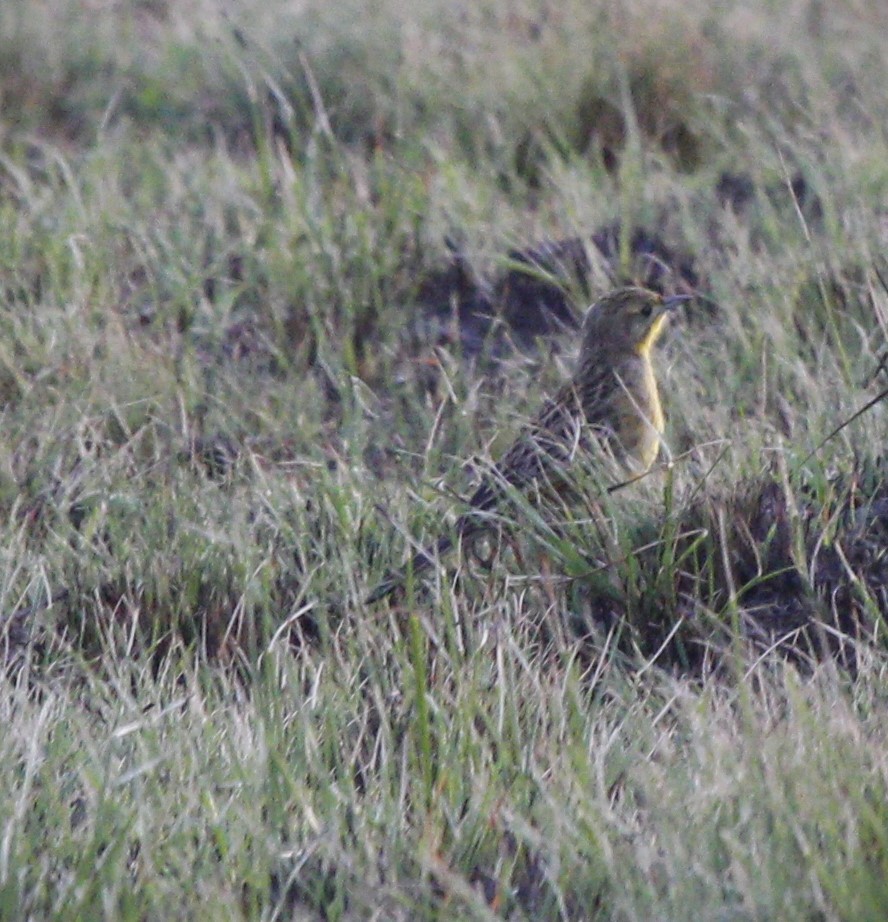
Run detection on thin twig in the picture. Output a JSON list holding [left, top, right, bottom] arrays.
[[799, 384, 888, 469]]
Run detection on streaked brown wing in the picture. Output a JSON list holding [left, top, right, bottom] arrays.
[[464, 361, 618, 514], [365, 361, 621, 603]]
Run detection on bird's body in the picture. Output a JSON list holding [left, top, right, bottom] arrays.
[[367, 287, 685, 603]]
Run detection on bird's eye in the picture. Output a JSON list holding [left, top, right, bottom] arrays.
[[640, 304, 653, 318]]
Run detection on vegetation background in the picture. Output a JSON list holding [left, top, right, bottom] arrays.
[[1, 0, 887, 918]]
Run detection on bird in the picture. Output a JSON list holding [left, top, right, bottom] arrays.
[[367, 286, 689, 604]]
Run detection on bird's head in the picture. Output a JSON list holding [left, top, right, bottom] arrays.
[[580, 287, 689, 359]]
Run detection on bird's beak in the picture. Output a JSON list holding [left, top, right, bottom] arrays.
[[662, 294, 693, 312]]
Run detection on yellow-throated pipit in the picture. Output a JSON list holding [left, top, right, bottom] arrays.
[[367, 286, 688, 603]]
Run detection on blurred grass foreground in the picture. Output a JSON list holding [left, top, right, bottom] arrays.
[[1, 1, 888, 918]]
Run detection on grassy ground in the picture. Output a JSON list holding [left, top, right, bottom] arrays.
[[1, 0, 888, 918]]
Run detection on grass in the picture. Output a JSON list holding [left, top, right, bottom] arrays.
[[1, 0, 888, 918]]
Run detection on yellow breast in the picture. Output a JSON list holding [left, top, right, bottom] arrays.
[[611, 356, 664, 473]]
